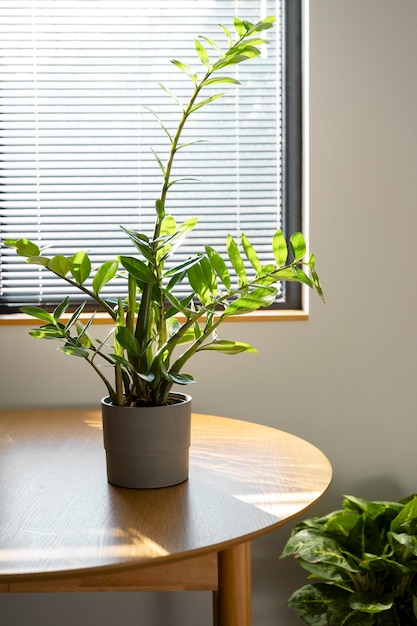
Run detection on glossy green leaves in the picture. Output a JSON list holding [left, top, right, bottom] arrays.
[[226, 234, 246, 285], [197, 340, 257, 355], [70, 251, 91, 284], [21, 298, 95, 360], [20, 306, 56, 325], [4, 238, 40, 257], [92, 260, 119, 295], [281, 495, 417, 625], [205, 246, 230, 289], [119, 256, 156, 285]]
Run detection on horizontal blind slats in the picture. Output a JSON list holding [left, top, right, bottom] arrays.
[[0, 0, 283, 308]]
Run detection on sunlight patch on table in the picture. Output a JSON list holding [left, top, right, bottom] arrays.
[[233, 491, 324, 517]]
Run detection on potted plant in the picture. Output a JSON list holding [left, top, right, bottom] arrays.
[[280, 494, 417, 625], [4, 16, 323, 488]]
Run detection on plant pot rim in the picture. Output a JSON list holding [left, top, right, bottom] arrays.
[[101, 392, 192, 409]]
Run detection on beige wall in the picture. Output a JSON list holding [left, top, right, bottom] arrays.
[[2, 1, 417, 623]]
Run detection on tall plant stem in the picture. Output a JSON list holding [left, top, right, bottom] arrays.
[[135, 71, 210, 359], [155, 75, 209, 234]]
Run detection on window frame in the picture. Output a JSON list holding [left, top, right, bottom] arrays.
[[280, 0, 303, 310]]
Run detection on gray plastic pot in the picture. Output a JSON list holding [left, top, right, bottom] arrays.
[[101, 393, 192, 489]]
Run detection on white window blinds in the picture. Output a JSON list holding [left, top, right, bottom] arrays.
[[0, 0, 301, 311]]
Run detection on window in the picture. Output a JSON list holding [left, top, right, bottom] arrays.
[[0, 0, 302, 312]]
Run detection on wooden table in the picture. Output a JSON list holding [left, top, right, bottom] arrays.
[[0, 409, 332, 625]]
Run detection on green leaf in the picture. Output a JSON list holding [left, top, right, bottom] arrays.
[[48, 255, 70, 277], [198, 35, 222, 56], [156, 216, 198, 246], [26, 256, 50, 267], [155, 198, 165, 219], [156, 216, 177, 263], [390, 495, 417, 535], [195, 39, 210, 66], [290, 231, 307, 261], [70, 250, 91, 285], [291, 266, 314, 288], [116, 326, 141, 357], [150, 147, 166, 175], [212, 52, 259, 71], [288, 583, 349, 626], [160, 214, 177, 237], [29, 325, 64, 340], [349, 591, 393, 613], [218, 22, 233, 46], [164, 255, 204, 278], [164, 290, 193, 318], [280, 528, 360, 573], [176, 139, 210, 151], [197, 340, 257, 355], [247, 16, 276, 34], [272, 229, 288, 267], [75, 322, 92, 349], [170, 59, 198, 83], [20, 306, 56, 324], [225, 44, 261, 59], [327, 598, 377, 625], [5, 238, 40, 257], [273, 266, 311, 284], [166, 372, 195, 385], [138, 371, 156, 383], [200, 256, 217, 297], [143, 106, 173, 143], [324, 511, 361, 538], [53, 297, 70, 320], [190, 93, 224, 114], [60, 345, 89, 358], [203, 76, 240, 86], [75, 313, 95, 348], [227, 234, 246, 284], [92, 259, 119, 294], [238, 37, 270, 47], [343, 495, 401, 517], [158, 82, 184, 111], [187, 261, 212, 306], [234, 17, 250, 36], [242, 19, 254, 31], [241, 233, 262, 273], [205, 245, 231, 289], [165, 269, 187, 294], [120, 227, 154, 263], [167, 176, 204, 190], [156, 217, 198, 264], [223, 286, 277, 316], [389, 531, 417, 560], [119, 256, 157, 284], [64, 302, 86, 331], [176, 327, 199, 345], [309, 253, 325, 302], [109, 353, 137, 375]]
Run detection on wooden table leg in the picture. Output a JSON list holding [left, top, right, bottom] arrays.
[[214, 542, 251, 626]]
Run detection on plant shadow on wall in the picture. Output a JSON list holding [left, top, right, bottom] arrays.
[[4, 16, 324, 410], [281, 494, 417, 625]]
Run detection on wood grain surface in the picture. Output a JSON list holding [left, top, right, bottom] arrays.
[[0, 409, 332, 582]]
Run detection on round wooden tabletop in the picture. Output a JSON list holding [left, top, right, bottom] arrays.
[[0, 409, 332, 581]]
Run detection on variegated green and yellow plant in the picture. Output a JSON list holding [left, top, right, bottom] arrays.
[[281, 494, 417, 625], [5, 16, 323, 407]]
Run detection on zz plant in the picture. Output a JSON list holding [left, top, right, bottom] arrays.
[[280, 494, 417, 625], [5, 16, 323, 407]]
